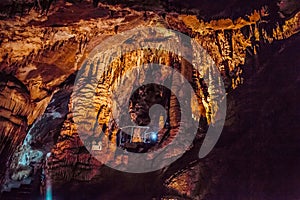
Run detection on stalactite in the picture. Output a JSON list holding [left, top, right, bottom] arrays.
[[0, 2, 298, 197], [0, 73, 32, 186]]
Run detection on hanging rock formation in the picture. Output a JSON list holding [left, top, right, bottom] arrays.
[[0, 0, 299, 199]]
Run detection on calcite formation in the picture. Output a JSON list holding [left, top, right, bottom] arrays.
[[0, 0, 299, 199]]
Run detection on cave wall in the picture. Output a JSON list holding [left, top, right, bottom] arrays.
[[0, 0, 299, 199]]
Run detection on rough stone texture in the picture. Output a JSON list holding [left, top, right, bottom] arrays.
[[202, 31, 300, 200], [0, 74, 31, 186], [0, 0, 299, 199]]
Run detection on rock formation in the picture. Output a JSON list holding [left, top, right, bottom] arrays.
[[0, 0, 299, 199]]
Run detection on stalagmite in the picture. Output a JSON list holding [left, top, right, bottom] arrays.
[[0, 1, 298, 198]]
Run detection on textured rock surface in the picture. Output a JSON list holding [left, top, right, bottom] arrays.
[[0, 0, 299, 199], [204, 32, 300, 200], [0, 73, 32, 186]]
